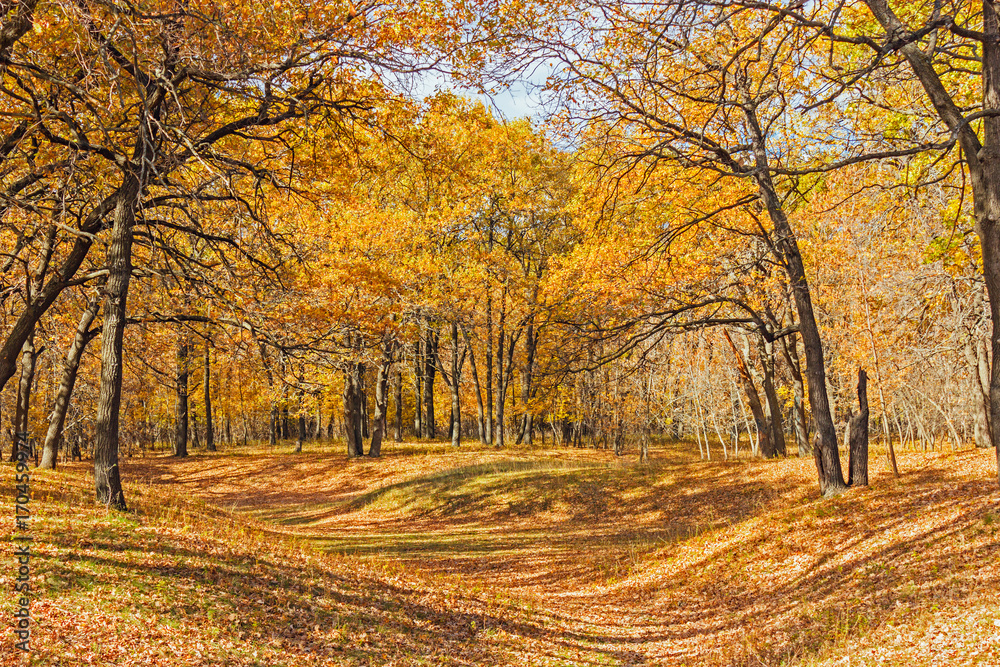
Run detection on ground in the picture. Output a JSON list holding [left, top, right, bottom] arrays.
[[3, 440, 1000, 666]]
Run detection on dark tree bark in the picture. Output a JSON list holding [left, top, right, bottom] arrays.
[[848, 369, 870, 487], [269, 403, 278, 447], [423, 327, 438, 438], [344, 362, 365, 457], [10, 334, 37, 462], [296, 413, 305, 453], [485, 296, 494, 446], [516, 318, 536, 445], [41, 294, 101, 469], [393, 369, 402, 442], [174, 338, 189, 458], [369, 342, 394, 457], [204, 340, 215, 452], [94, 176, 141, 511], [360, 369, 370, 439], [413, 338, 423, 437], [743, 99, 846, 493]]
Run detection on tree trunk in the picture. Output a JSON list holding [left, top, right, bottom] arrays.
[[175, 338, 189, 458], [448, 322, 462, 448], [780, 333, 811, 456], [485, 296, 494, 446], [496, 328, 506, 448], [294, 368, 305, 453], [462, 326, 487, 444], [192, 410, 201, 449], [848, 369, 870, 487], [723, 330, 773, 458], [516, 319, 536, 445], [344, 362, 365, 457], [758, 336, 787, 457], [204, 340, 215, 452], [360, 369, 370, 439], [269, 402, 277, 447], [94, 175, 141, 511], [10, 333, 37, 461], [295, 413, 305, 452], [423, 328, 438, 439], [369, 343, 393, 457], [413, 339, 423, 437], [743, 100, 846, 494], [393, 369, 403, 442], [40, 294, 101, 469], [967, 335, 992, 448], [863, 0, 1000, 484]]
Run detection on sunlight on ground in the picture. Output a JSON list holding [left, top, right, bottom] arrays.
[[5, 442, 1000, 665]]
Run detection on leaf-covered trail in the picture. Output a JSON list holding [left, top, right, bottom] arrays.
[[119, 442, 1000, 666]]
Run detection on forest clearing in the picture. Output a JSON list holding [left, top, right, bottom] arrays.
[[3, 441, 999, 666], [6, 0, 1000, 664]]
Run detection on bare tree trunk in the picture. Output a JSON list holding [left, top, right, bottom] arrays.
[[848, 369, 870, 487], [485, 296, 494, 446], [758, 336, 786, 456], [360, 369, 370, 439], [192, 410, 201, 449], [40, 294, 101, 469], [204, 340, 215, 452], [968, 335, 992, 448], [446, 322, 463, 448], [393, 369, 402, 442], [175, 338, 189, 458], [269, 403, 277, 447], [516, 319, 536, 445], [496, 328, 506, 449], [461, 325, 487, 443], [296, 412, 305, 453], [10, 334, 37, 461], [368, 341, 396, 458], [94, 176, 142, 511], [723, 330, 773, 458], [413, 339, 423, 437], [344, 361, 365, 457], [295, 366, 305, 453], [423, 327, 438, 439], [279, 351, 289, 440], [780, 333, 811, 456], [369, 342, 393, 457], [743, 100, 846, 494]]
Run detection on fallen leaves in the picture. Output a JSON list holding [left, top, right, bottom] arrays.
[[4, 443, 1000, 666]]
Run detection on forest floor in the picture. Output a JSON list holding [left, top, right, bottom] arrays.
[[3, 439, 1000, 666]]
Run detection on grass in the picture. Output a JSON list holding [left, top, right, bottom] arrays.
[[4, 440, 1000, 665]]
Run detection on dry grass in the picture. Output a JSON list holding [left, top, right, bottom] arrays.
[[4, 440, 1000, 665]]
